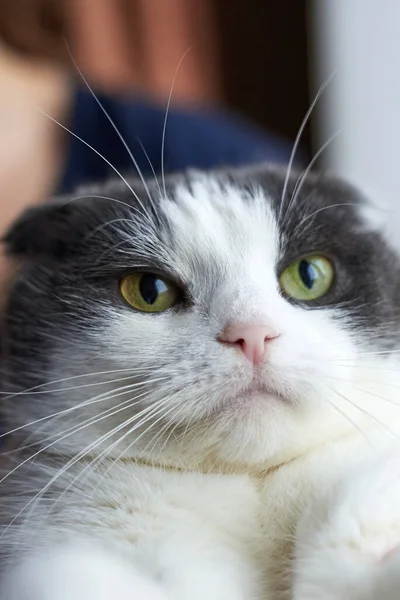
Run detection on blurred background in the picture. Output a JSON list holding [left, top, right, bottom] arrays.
[[0, 0, 310, 146], [1, 0, 400, 239]]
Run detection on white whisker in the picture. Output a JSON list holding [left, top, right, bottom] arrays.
[[282, 131, 340, 229], [1, 392, 169, 545], [37, 109, 152, 225], [0, 366, 160, 399], [291, 202, 360, 237], [321, 387, 378, 452], [161, 48, 191, 198], [0, 386, 158, 488], [278, 72, 336, 224], [135, 137, 162, 197], [39, 398, 175, 520], [0, 377, 169, 440], [65, 44, 157, 221], [90, 401, 180, 491], [328, 385, 400, 445]]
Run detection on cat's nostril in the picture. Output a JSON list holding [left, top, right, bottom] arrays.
[[219, 323, 280, 365]]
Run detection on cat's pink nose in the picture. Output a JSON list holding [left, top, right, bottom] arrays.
[[219, 323, 280, 365]]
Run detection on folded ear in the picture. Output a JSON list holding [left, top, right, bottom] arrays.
[[3, 200, 78, 259], [2, 196, 117, 260]]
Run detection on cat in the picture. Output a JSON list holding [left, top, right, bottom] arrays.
[[1, 163, 400, 599]]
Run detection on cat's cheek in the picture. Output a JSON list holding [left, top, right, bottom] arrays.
[[267, 303, 357, 373]]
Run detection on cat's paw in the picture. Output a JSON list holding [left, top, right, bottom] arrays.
[[1, 543, 166, 600], [367, 547, 400, 600], [294, 542, 400, 600], [161, 565, 252, 600], [293, 454, 400, 599]]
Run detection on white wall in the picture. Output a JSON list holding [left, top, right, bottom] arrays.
[[310, 1, 400, 232]]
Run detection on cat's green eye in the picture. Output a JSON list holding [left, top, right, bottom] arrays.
[[120, 272, 180, 313], [279, 255, 334, 301]]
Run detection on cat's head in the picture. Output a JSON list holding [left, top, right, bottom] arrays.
[[2, 165, 400, 469]]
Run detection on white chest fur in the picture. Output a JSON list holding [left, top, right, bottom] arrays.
[[3, 432, 400, 600], [39, 442, 361, 600]]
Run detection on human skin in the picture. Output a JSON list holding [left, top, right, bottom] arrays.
[[0, 44, 70, 289]]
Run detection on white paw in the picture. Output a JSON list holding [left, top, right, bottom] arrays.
[[160, 559, 254, 600], [367, 547, 400, 599], [1, 543, 166, 600], [165, 578, 247, 600], [294, 454, 400, 599]]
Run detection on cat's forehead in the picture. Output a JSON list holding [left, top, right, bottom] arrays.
[[156, 168, 364, 272], [161, 175, 280, 274]]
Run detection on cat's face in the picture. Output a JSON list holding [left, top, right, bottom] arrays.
[[3, 165, 400, 469]]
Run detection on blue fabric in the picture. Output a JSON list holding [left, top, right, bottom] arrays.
[[59, 86, 295, 194]]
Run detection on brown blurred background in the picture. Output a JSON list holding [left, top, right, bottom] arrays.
[[0, 0, 310, 152]]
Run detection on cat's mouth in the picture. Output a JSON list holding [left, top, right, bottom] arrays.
[[231, 381, 287, 403]]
